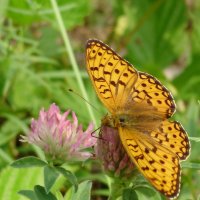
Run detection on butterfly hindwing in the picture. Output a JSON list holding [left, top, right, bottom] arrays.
[[150, 120, 190, 160], [130, 72, 176, 118], [119, 127, 181, 199]]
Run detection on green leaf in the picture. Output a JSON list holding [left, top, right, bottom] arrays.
[[55, 192, 65, 200], [18, 190, 37, 200], [56, 166, 78, 192], [71, 181, 92, 200], [44, 165, 59, 193], [135, 186, 159, 200], [0, 166, 43, 200], [11, 156, 47, 168], [34, 185, 57, 200], [123, 188, 138, 200]]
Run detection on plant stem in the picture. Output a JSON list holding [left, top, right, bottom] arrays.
[[50, 0, 97, 127]]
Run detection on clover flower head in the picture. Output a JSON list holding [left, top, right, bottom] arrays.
[[22, 103, 96, 164], [95, 126, 134, 178]]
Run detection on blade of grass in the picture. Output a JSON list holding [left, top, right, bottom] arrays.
[[189, 137, 200, 142], [50, 0, 97, 127]]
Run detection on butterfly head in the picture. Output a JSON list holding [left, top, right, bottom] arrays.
[[101, 114, 118, 128], [101, 113, 129, 129]]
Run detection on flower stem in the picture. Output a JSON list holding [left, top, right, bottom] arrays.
[[50, 0, 97, 127]]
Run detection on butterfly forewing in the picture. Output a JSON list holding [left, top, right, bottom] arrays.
[[86, 39, 138, 113]]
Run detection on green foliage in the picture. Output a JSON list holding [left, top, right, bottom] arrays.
[[0, 167, 43, 200], [18, 190, 37, 200], [135, 186, 160, 200], [173, 55, 200, 99], [123, 188, 138, 200], [8, 0, 91, 29], [68, 181, 92, 200], [11, 156, 47, 168], [126, 0, 187, 70], [0, 0, 200, 199], [44, 166, 59, 193], [55, 166, 78, 192], [20, 185, 57, 200]]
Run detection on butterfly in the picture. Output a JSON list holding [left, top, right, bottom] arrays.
[[86, 39, 190, 199]]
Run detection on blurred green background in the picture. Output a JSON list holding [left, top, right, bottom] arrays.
[[0, 0, 200, 199]]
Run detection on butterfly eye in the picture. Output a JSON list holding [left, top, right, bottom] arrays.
[[119, 117, 125, 123]]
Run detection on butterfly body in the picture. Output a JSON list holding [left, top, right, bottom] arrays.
[[102, 111, 163, 132], [86, 39, 190, 199]]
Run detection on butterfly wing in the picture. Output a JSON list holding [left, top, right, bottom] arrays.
[[119, 126, 181, 199], [116, 71, 177, 132], [129, 72, 176, 118], [86, 39, 176, 120], [150, 120, 190, 160], [86, 39, 138, 113]]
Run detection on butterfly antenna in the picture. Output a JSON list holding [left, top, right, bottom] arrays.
[[90, 126, 106, 141], [68, 89, 101, 113]]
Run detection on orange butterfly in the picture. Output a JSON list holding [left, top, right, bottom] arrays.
[[86, 39, 190, 199]]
